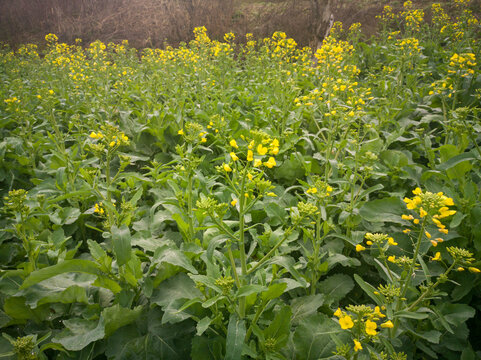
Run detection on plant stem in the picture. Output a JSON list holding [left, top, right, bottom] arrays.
[[238, 170, 248, 318]]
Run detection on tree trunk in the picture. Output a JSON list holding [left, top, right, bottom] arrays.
[[310, 0, 335, 50]]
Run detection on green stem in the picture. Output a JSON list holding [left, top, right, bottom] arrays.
[[392, 217, 427, 334], [246, 219, 302, 276], [406, 262, 456, 312], [187, 172, 194, 242], [310, 209, 322, 295], [238, 170, 248, 318]]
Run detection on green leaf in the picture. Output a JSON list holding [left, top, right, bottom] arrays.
[[290, 295, 325, 326], [20, 260, 101, 289], [152, 273, 202, 307], [395, 310, 429, 320], [154, 245, 198, 274], [111, 225, 132, 266], [293, 313, 343, 360], [53, 317, 105, 351], [318, 274, 354, 305], [16, 273, 92, 308], [225, 314, 246, 360], [359, 197, 405, 224], [269, 256, 308, 288], [264, 305, 291, 349], [102, 304, 143, 337], [261, 282, 287, 302], [196, 316, 212, 336], [438, 304, 475, 326], [354, 274, 381, 305], [236, 285, 267, 298]]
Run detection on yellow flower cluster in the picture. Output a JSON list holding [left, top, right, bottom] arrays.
[[227, 134, 278, 170], [448, 53, 476, 77], [396, 37, 420, 56], [314, 37, 354, 73], [401, 1, 424, 32], [94, 202, 104, 215], [89, 124, 130, 149], [334, 305, 393, 352], [403, 188, 455, 237]]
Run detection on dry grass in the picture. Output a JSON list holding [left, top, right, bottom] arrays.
[[0, 0, 479, 48]]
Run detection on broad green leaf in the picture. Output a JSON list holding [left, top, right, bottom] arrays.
[[20, 260, 101, 289], [225, 314, 246, 360], [196, 316, 212, 336], [318, 274, 354, 305], [354, 274, 381, 305], [154, 245, 198, 274], [438, 303, 475, 326], [263, 305, 291, 349], [261, 282, 287, 302], [293, 313, 343, 360], [151, 273, 202, 307], [236, 284, 267, 298], [102, 304, 144, 337], [290, 294, 325, 326], [359, 197, 405, 224], [17, 273, 91, 308], [53, 317, 105, 351], [111, 225, 132, 266]]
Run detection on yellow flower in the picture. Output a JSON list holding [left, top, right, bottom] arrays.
[[109, 141, 116, 147], [413, 219, 420, 224], [230, 152, 239, 161], [271, 139, 279, 147], [425, 231, 431, 239], [264, 157, 276, 168], [439, 228, 448, 234], [339, 315, 354, 329], [89, 132, 98, 139], [356, 244, 366, 252], [230, 139, 238, 148], [247, 173, 253, 181], [457, 267, 465, 271], [94, 203, 104, 215], [178, 129, 184, 135], [381, 320, 394, 328], [334, 308, 342, 317], [353, 339, 362, 352], [420, 207, 427, 218], [388, 237, 398, 246], [247, 150, 254, 161], [432, 252, 441, 261], [374, 306, 386, 318], [388, 255, 396, 263], [366, 240, 373, 246], [223, 163, 232, 172], [413, 187, 422, 195], [270, 147, 279, 155], [443, 197, 454, 206], [403, 229, 411, 233], [469, 267, 481, 273], [365, 319, 377, 336], [257, 144, 268, 155], [306, 187, 318, 194], [430, 240, 438, 247], [253, 159, 263, 167], [231, 199, 238, 206], [248, 140, 255, 149], [402, 214, 414, 220], [267, 192, 277, 197]]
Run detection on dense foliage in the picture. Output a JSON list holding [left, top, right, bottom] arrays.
[[1, 1, 481, 359]]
